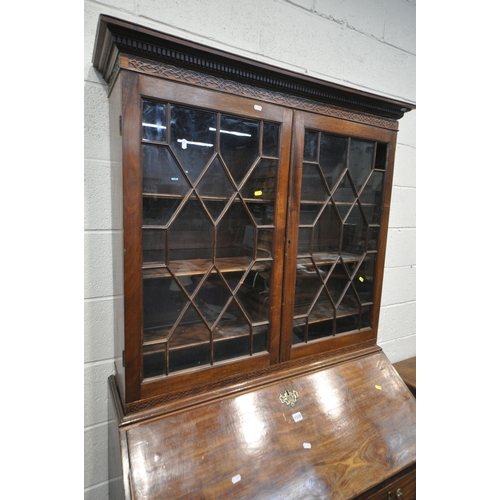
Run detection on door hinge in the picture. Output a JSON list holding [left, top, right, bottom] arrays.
[[119, 116, 122, 136], [122, 350, 125, 367]]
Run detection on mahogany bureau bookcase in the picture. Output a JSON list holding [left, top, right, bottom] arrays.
[[92, 14, 416, 500]]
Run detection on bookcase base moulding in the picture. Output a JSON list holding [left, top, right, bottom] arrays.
[[93, 15, 416, 499]]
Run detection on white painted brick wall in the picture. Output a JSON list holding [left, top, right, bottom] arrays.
[[83, 1, 415, 497]]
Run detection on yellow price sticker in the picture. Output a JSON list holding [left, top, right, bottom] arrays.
[[254, 190, 263, 197], [375, 385, 382, 390]]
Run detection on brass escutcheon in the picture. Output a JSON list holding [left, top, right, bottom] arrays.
[[279, 389, 299, 406]]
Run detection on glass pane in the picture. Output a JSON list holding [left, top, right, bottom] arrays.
[[247, 200, 275, 227], [257, 229, 273, 258], [143, 275, 185, 335], [313, 203, 341, 255], [214, 325, 250, 362], [349, 139, 374, 191], [220, 114, 259, 185], [360, 171, 384, 225], [300, 164, 329, 202], [170, 105, 217, 184], [142, 100, 167, 142], [294, 258, 324, 317], [143, 144, 190, 195], [236, 262, 272, 323], [140, 104, 285, 374], [368, 227, 380, 251], [143, 198, 181, 226], [319, 133, 347, 191], [303, 130, 318, 162], [262, 122, 279, 157], [142, 229, 166, 264], [241, 159, 277, 202], [193, 272, 232, 328], [298, 227, 312, 255], [216, 201, 253, 260], [167, 201, 214, 262], [309, 288, 334, 327], [308, 318, 334, 341], [197, 157, 234, 198], [333, 173, 356, 220], [336, 314, 359, 334], [374, 143, 388, 169], [333, 173, 356, 203], [360, 305, 372, 328], [213, 296, 250, 346], [326, 261, 348, 306], [354, 254, 376, 304], [300, 202, 322, 226], [168, 304, 211, 373], [143, 344, 166, 379], [338, 282, 359, 317], [342, 203, 366, 255], [201, 200, 227, 225]]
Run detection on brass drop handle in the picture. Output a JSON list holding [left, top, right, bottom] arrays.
[[387, 488, 403, 499]]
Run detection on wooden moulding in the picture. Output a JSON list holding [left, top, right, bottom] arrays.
[[109, 349, 416, 500], [92, 15, 415, 123]]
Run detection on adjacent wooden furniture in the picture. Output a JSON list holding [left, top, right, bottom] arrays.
[[93, 14, 416, 499], [393, 356, 416, 397]]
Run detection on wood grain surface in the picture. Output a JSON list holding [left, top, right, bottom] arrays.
[[119, 351, 416, 499]]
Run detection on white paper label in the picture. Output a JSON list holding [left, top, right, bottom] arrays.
[[292, 412, 303, 422], [303, 442, 312, 449], [232, 474, 241, 484], [254, 104, 263, 111]]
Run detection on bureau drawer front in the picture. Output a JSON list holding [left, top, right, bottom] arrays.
[[358, 466, 416, 500]]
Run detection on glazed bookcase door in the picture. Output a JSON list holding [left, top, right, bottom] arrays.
[[281, 110, 397, 360], [123, 73, 292, 402]]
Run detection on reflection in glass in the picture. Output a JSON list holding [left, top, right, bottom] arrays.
[[319, 133, 347, 191], [170, 105, 217, 184], [142, 100, 167, 142], [303, 130, 318, 162], [220, 114, 259, 185], [143, 145, 190, 195], [349, 139, 374, 191], [262, 122, 279, 157]]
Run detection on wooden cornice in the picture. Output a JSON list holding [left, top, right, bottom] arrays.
[[92, 14, 415, 120]]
